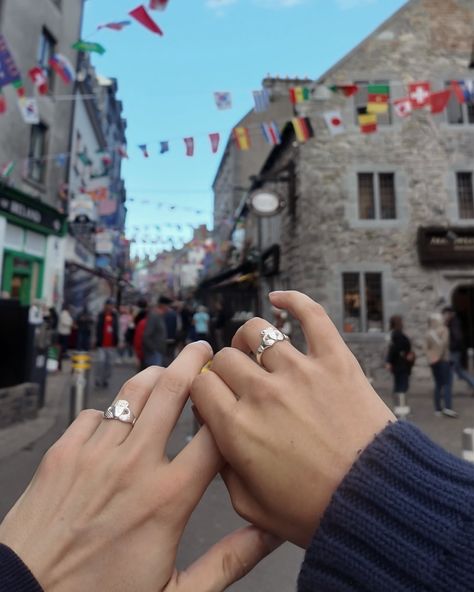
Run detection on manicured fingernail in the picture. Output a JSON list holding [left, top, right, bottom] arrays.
[[200, 360, 212, 373]]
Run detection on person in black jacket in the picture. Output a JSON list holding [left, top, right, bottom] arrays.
[[443, 306, 474, 397], [386, 315, 414, 401]]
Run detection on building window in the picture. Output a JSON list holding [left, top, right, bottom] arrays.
[[457, 172, 474, 219], [354, 80, 392, 126], [343, 272, 384, 333], [37, 28, 56, 91], [446, 82, 474, 125], [27, 123, 48, 184], [358, 172, 396, 220]]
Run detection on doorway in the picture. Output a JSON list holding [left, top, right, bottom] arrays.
[[452, 285, 474, 364], [1, 251, 44, 306]]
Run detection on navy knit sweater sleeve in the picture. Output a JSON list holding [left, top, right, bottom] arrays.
[[298, 420, 474, 592], [0, 544, 43, 592]]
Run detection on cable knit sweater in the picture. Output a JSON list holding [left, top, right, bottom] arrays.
[[1, 421, 474, 592]]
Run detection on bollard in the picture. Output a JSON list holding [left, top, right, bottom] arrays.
[[462, 428, 474, 463], [394, 392, 410, 420], [468, 349, 474, 376], [69, 352, 91, 424]]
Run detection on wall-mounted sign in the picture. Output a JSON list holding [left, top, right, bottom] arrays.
[[0, 191, 64, 235], [418, 227, 474, 265]]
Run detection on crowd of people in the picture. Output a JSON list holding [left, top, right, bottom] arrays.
[[386, 306, 474, 417]]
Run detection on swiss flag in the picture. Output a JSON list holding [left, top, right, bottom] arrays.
[[393, 97, 412, 118], [408, 81, 431, 109]]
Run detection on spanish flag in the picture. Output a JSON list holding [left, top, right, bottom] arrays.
[[289, 86, 311, 104], [367, 84, 390, 114], [233, 127, 251, 150], [292, 117, 313, 143], [358, 109, 377, 134]]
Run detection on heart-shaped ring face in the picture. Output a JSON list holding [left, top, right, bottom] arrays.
[[261, 328, 284, 346]]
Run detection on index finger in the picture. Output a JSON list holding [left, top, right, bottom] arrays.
[[269, 291, 344, 357], [126, 341, 213, 458]]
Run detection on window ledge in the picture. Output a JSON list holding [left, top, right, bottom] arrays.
[[349, 219, 404, 229]]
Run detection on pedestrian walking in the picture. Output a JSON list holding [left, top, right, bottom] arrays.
[[118, 305, 134, 362], [95, 299, 119, 388], [76, 306, 93, 352], [425, 312, 457, 417], [142, 297, 168, 368], [57, 304, 74, 369], [193, 305, 210, 341], [386, 315, 414, 400], [442, 306, 474, 396]]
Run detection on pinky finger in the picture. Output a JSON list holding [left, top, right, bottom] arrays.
[[172, 526, 282, 592]]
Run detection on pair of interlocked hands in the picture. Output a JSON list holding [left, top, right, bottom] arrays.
[[0, 291, 395, 591]]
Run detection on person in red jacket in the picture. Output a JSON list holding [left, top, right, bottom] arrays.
[[133, 315, 147, 371]]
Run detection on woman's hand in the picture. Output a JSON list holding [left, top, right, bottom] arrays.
[[0, 343, 279, 592], [191, 291, 395, 548]]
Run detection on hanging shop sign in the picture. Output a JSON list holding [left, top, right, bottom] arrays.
[[0, 186, 65, 235], [418, 227, 474, 265]]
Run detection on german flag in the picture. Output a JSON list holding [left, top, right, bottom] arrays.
[[367, 84, 390, 114], [292, 117, 313, 143], [233, 126, 251, 150]]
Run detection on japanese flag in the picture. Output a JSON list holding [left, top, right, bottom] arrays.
[[323, 111, 345, 135], [393, 97, 413, 118]]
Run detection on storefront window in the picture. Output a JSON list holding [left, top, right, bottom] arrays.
[[342, 272, 384, 333]]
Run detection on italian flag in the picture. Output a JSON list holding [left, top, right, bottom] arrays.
[[1, 160, 14, 177], [289, 86, 311, 104], [292, 117, 313, 143], [367, 84, 390, 114], [233, 127, 251, 151]]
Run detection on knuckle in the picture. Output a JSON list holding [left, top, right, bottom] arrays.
[[213, 346, 234, 367], [119, 377, 143, 400], [159, 372, 188, 397], [41, 441, 73, 473], [77, 408, 102, 422]]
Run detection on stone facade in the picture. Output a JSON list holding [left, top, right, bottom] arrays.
[[244, 0, 474, 379]]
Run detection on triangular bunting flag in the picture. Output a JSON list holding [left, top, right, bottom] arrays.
[[184, 137, 194, 156], [129, 5, 164, 35], [160, 141, 169, 154], [323, 111, 345, 135], [97, 21, 132, 31], [329, 84, 359, 97], [138, 144, 149, 158], [209, 133, 220, 153]]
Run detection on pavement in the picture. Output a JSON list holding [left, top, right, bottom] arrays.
[[1, 362, 474, 590]]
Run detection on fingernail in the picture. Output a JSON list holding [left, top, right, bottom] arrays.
[[200, 360, 212, 374]]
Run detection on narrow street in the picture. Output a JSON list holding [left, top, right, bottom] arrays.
[[0, 362, 304, 592]]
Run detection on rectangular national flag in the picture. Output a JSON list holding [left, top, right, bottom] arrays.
[[253, 89, 270, 112], [358, 108, 377, 134], [12, 79, 25, 98], [0, 92, 6, 114], [18, 97, 40, 124], [86, 187, 108, 201], [98, 198, 118, 216], [0, 35, 22, 90], [149, 0, 169, 9], [129, 5, 164, 35], [430, 89, 451, 114], [184, 137, 194, 156], [209, 132, 220, 153], [367, 84, 390, 114], [292, 117, 313, 143], [329, 84, 359, 97], [214, 91, 232, 110], [72, 40, 106, 55], [0, 160, 14, 178], [138, 144, 149, 158], [451, 80, 474, 104], [233, 127, 250, 150], [289, 86, 311, 104], [160, 141, 169, 154], [323, 111, 345, 135], [408, 81, 431, 109], [393, 97, 412, 118], [118, 145, 129, 158], [261, 121, 281, 145], [49, 54, 75, 84]]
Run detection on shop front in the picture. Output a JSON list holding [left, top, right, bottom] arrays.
[[0, 184, 66, 307]]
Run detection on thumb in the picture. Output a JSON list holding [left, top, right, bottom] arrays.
[[174, 526, 282, 592]]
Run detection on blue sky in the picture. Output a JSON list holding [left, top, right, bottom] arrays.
[[83, 0, 406, 258]]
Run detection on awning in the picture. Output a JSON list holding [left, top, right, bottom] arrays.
[[199, 259, 257, 289]]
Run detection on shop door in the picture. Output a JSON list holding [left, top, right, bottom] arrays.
[[1, 252, 43, 306], [452, 285, 474, 364]]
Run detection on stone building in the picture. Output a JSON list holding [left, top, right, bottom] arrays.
[[217, 0, 474, 377], [0, 0, 83, 307]]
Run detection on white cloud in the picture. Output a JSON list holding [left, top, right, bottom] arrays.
[[335, 0, 377, 9]]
